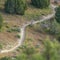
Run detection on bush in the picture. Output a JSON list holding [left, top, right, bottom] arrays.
[[23, 47, 36, 55], [31, 0, 50, 8], [55, 6, 60, 23], [11, 27, 20, 32], [5, 0, 27, 15], [16, 34, 20, 38], [0, 14, 3, 30], [7, 27, 20, 33]]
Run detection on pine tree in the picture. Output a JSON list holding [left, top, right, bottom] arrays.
[[15, 0, 27, 15], [5, 0, 27, 15], [5, 0, 15, 14], [31, 0, 50, 8]]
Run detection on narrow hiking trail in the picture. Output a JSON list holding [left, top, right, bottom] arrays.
[[0, 4, 57, 54]]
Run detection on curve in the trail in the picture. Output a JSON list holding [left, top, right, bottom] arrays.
[[0, 4, 57, 54]]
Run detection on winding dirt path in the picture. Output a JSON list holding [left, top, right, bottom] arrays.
[[0, 4, 57, 54]]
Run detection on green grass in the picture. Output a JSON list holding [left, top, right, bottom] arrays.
[[24, 7, 52, 20]]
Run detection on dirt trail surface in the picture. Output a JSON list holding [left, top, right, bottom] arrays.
[[0, 4, 57, 54]]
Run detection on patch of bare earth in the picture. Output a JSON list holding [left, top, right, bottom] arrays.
[[0, 31, 18, 50]]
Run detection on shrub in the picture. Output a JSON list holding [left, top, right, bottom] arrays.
[[16, 34, 20, 38], [31, 0, 50, 8], [55, 6, 60, 23], [11, 27, 20, 32], [7, 27, 20, 33], [23, 47, 35, 55], [5, 0, 27, 15]]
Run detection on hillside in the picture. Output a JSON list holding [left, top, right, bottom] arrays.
[[0, 0, 60, 60]]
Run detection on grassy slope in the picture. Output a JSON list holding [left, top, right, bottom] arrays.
[[0, 0, 53, 57]]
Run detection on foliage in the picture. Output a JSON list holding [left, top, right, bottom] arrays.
[[0, 14, 3, 30], [7, 27, 20, 33], [0, 38, 60, 60], [31, 54, 44, 60], [42, 37, 60, 60], [23, 47, 36, 55], [15, 53, 27, 60], [56, 34, 60, 42], [39, 19, 58, 35], [31, 0, 50, 8], [0, 44, 2, 49], [16, 34, 20, 38], [15, 0, 27, 15], [55, 6, 60, 23], [5, 0, 27, 15], [5, 0, 15, 14]]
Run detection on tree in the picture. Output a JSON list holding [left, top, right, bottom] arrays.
[[55, 6, 60, 23], [42, 37, 60, 60], [15, 0, 27, 15], [5, 0, 27, 15], [5, 0, 15, 14], [31, 0, 50, 8], [0, 14, 3, 30]]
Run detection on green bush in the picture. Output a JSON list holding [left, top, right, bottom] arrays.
[[11, 27, 20, 32], [31, 0, 50, 8], [16, 34, 20, 38], [7, 27, 20, 33], [5, 0, 27, 15], [55, 6, 60, 23], [23, 47, 35, 55]]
